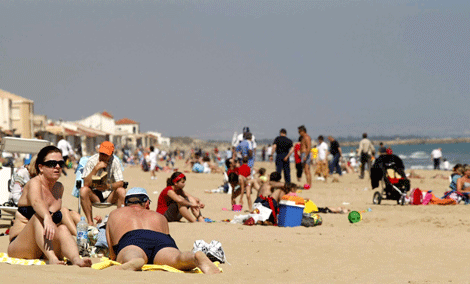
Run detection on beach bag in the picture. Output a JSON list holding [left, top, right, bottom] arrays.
[[410, 188, 423, 205]]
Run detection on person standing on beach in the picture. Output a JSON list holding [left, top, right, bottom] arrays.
[[57, 135, 74, 176], [358, 133, 375, 179], [431, 148, 442, 170], [298, 125, 312, 188], [315, 136, 329, 182], [235, 132, 255, 170], [271, 128, 293, 183], [328, 136, 342, 176]]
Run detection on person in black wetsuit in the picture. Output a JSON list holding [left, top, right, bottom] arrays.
[[7, 146, 91, 267], [105, 187, 220, 273]]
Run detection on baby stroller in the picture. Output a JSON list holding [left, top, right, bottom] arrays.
[[370, 154, 410, 205]]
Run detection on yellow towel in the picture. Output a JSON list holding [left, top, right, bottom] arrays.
[[0, 253, 46, 266], [92, 257, 222, 273]]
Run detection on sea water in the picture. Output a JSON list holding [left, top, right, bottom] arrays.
[[254, 142, 470, 170], [341, 142, 470, 170]]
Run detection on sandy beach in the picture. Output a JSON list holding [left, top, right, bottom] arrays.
[[0, 160, 468, 283]]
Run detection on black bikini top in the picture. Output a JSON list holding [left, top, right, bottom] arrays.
[[18, 206, 63, 224]]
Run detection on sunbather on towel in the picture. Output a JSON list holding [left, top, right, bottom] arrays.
[[7, 146, 91, 267], [106, 187, 220, 273]]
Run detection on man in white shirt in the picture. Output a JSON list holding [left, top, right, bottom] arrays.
[[57, 135, 74, 176], [431, 148, 442, 170], [149, 146, 159, 180], [315, 135, 329, 182]]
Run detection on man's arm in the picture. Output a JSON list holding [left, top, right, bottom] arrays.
[[270, 144, 277, 161]]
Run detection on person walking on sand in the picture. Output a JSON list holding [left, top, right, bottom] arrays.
[[315, 135, 329, 183], [328, 136, 342, 176], [106, 187, 220, 273], [271, 129, 293, 183], [358, 133, 375, 179], [431, 148, 442, 170], [298, 125, 312, 188]]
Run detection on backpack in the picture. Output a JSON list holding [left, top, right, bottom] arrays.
[[410, 188, 423, 205]]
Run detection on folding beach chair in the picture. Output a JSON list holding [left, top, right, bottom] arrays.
[[0, 137, 51, 222]]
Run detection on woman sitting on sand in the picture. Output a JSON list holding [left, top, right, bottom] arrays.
[[449, 164, 464, 190], [156, 172, 205, 222], [456, 165, 470, 194], [7, 146, 91, 267]]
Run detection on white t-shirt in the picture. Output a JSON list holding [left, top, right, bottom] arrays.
[[235, 133, 257, 149], [318, 142, 329, 160], [149, 151, 158, 164], [266, 146, 272, 156], [431, 149, 442, 159], [57, 139, 73, 157]]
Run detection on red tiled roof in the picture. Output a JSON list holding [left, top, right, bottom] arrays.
[[101, 111, 114, 119], [115, 118, 138, 125]]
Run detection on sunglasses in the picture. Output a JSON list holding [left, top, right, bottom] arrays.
[[42, 160, 65, 168]]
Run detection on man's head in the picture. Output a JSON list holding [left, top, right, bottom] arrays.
[[328, 136, 334, 142], [125, 187, 151, 208], [280, 128, 287, 136], [242, 156, 249, 164], [318, 135, 324, 142], [150, 146, 154, 152], [244, 132, 252, 140], [298, 125, 307, 135], [99, 141, 114, 163], [363, 133, 368, 138]]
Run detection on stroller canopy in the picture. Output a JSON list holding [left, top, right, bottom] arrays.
[[371, 154, 407, 189]]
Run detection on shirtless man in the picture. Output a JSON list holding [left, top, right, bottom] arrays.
[[298, 125, 312, 188], [106, 187, 220, 274]]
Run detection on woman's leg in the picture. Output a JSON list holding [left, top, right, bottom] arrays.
[[60, 208, 78, 236], [187, 196, 204, 222], [52, 224, 92, 267]]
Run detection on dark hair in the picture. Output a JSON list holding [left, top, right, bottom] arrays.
[[363, 133, 368, 138], [203, 156, 210, 162], [280, 128, 287, 134], [150, 146, 154, 152], [282, 182, 297, 193], [298, 136, 302, 142], [318, 135, 324, 141], [36, 145, 62, 174], [258, 168, 266, 176], [244, 132, 252, 140], [228, 172, 239, 183], [225, 158, 232, 169], [167, 171, 185, 186], [125, 195, 149, 206], [298, 125, 306, 133], [269, 171, 281, 182], [242, 156, 249, 164]]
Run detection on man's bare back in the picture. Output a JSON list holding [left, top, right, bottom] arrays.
[[107, 206, 169, 250]]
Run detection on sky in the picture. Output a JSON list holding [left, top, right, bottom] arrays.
[[1, 0, 469, 140]]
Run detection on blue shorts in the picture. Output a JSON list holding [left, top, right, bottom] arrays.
[[112, 229, 178, 264]]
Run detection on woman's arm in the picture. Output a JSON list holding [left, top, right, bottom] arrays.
[[167, 190, 198, 208]]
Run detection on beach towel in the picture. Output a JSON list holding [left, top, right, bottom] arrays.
[[0, 253, 46, 265], [92, 257, 222, 273]]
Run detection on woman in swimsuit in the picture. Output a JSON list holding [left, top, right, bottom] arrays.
[[7, 146, 91, 267], [456, 165, 470, 193]]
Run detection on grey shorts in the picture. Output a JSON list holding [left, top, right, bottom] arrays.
[[301, 153, 312, 165], [163, 197, 190, 222]]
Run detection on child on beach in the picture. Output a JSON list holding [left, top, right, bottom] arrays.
[[156, 172, 205, 222]]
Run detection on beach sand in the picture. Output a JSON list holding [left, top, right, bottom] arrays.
[[0, 160, 467, 283]]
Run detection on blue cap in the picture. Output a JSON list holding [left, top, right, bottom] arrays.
[[125, 187, 149, 199]]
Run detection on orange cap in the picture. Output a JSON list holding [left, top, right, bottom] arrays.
[[99, 141, 114, 156]]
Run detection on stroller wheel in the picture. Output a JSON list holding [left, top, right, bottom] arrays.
[[373, 191, 382, 205], [398, 195, 406, 206]]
